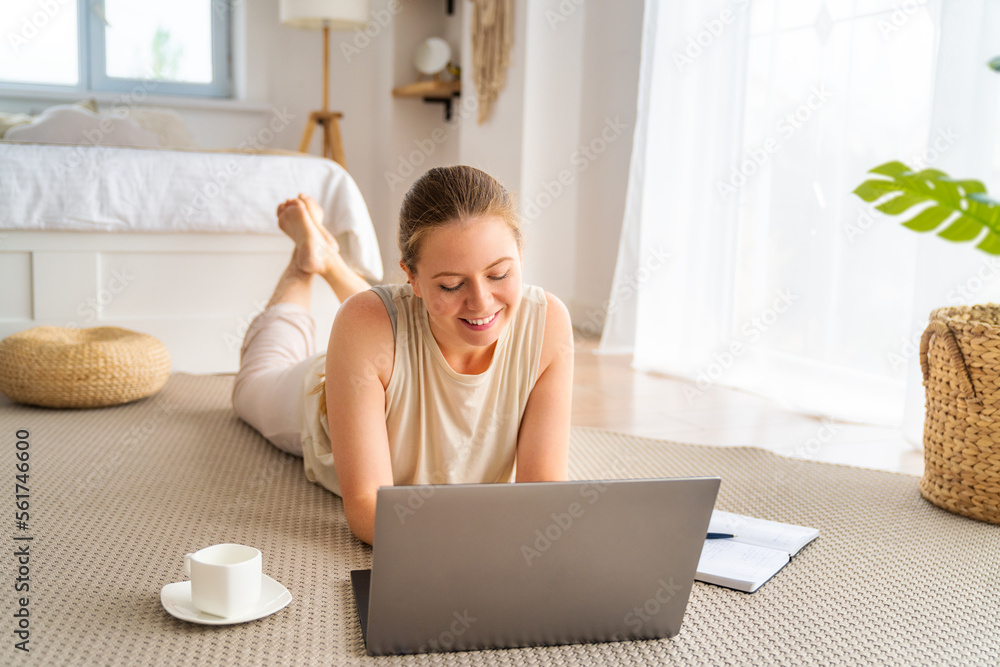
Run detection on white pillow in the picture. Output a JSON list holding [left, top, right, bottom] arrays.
[[5, 104, 159, 147]]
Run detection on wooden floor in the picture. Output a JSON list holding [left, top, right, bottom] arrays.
[[571, 338, 924, 477]]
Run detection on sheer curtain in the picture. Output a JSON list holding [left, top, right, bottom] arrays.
[[599, 0, 748, 369], [603, 0, 1000, 434]]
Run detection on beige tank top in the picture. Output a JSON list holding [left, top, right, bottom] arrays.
[[301, 283, 547, 496]]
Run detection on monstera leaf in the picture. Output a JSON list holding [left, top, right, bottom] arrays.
[[853, 161, 1000, 254]]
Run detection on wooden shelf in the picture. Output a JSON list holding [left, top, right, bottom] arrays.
[[392, 79, 462, 121], [392, 80, 461, 100]]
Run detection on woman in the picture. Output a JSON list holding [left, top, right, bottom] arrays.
[[233, 166, 573, 545]]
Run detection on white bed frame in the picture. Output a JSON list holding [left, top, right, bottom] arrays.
[[0, 231, 340, 373]]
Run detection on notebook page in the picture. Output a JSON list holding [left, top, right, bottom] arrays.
[[708, 511, 819, 555], [697, 540, 790, 587]]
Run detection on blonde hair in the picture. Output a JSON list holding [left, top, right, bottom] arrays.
[[398, 165, 521, 274]]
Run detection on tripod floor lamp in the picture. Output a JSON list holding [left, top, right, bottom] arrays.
[[280, 0, 369, 169]]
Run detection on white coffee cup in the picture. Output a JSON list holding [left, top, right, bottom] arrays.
[[183, 543, 262, 618]]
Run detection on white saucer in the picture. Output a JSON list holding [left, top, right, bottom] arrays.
[[160, 574, 292, 625]]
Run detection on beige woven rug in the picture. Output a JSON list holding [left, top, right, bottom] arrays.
[[1, 374, 997, 666]]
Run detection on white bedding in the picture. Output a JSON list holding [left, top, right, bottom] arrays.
[[0, 142, 383, 280]]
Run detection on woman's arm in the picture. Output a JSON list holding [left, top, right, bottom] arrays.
[[324, 290, 396, 545], [515, 292, 574, 482]]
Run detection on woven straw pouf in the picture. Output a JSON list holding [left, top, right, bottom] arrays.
[[0, 326, 171, 408], [920, 305, 1000, 524]]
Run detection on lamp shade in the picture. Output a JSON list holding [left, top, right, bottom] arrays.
[[280, 0, 369, 30]]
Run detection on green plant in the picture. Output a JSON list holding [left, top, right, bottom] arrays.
[[853, 162, 1000, 254]]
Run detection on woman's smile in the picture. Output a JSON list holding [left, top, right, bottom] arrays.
[[461, 309, 502, 330]]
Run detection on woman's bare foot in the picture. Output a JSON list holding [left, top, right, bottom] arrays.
[[297, 193, 338, 246], [276, 197, 337, 275], [274, 196, 370, 303], [266, 195, 370, 309]]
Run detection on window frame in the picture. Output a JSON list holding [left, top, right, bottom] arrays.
[[0, 0, 231, 99], [87, 0, 231, 98]]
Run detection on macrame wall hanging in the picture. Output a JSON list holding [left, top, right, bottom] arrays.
[[469, 0, 513, 124]]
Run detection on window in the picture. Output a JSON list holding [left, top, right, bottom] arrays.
[[602, 0, 1000, 430], [1, 0, 231, 97], [726, 3, 937, 420]]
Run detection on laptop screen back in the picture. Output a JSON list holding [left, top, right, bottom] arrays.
[[363, 477, 720, 655]]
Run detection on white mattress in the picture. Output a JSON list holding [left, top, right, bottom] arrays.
[[0, 142, 383, 280]]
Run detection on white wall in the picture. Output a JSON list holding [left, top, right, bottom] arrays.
[[518, 1, 585, 305], [573, 1, 644, 331], [1, 0, 644, 333]]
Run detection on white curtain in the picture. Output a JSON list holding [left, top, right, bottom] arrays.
[[603, 0, 1000, 434], [600, 0, 748, 369]]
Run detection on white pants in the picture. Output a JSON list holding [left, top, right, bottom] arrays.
[[231, 303, 322, 456]]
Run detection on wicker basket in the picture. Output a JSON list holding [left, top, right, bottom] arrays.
[[919, 305, 1000, 524], [0, 326, 171, 409]]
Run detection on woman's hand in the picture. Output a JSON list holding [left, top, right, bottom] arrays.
[[325, 291, 396, 545]]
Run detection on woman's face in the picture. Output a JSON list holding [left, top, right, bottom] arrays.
[[405, 216, 523, 355]]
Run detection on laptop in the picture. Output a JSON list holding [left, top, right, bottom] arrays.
[[350, 476, 720, 655]]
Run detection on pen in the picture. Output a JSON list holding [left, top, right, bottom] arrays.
[[706, 533, 736, 540]]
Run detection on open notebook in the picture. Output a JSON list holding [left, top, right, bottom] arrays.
[[696, 511, 819, 593]]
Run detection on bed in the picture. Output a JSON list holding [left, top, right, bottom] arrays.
[[0, 373, 996, 666], [0, 141, 383, 373]]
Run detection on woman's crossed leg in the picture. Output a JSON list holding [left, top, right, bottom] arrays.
[[232, 195, 370, 455]]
